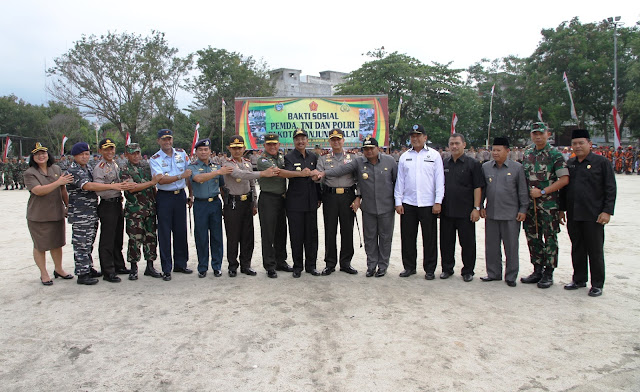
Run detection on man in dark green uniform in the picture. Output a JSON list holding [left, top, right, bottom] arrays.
[[521, 122, 569, 288], [257, 133, 293, 278], [120, 143, 164, 280]]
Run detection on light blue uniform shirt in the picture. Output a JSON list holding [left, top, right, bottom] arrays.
[[187, 159, 225, 199], [150, 148, 189, 191]]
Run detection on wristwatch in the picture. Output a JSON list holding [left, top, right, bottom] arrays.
[[475, 207, 481, 211], [540, 189, 546, 195]]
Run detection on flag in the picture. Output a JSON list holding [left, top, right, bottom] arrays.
[[612, 107, 622, 150], [222, 99, 226, 132], [563, 72, 579, 121], [537, 107, 543, 122], [3, 137, 12, 161], [190, 122, 200, 159], [125, 132, 131, 146], [488, 85, 495, 126], [61, 135, 68, 155], [394, 97, 403, 130], [451, 113, 458, 135]]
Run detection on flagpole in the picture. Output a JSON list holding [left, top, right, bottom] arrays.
[[563, 72, 580, 127], [486, 85, 495, 149], [221, 99, 226, 154]]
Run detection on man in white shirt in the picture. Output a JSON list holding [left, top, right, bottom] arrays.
[[394, 124, 445, 279]]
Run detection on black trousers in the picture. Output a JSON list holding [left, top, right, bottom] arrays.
[[400, 203, 438, 273], [224, 198, 254, 271], [322, 192, 355, 269], [567, 220, 605, 288], [439, 215, 476, 276], [97, 199, 126, 275], [258, 192, 288, 271], [286, 210, 318, 273]]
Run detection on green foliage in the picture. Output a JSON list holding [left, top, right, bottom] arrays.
[[336, 49, 462, 147], [189, 47, 275, 148], [47, 31, 192, 138]]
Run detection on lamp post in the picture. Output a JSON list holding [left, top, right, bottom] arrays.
[[606, 16, 622, 109]]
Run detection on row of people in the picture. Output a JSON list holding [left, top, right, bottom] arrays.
[[24, 124, 616, 298]]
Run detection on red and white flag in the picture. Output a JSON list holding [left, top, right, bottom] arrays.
[[612, 107, 622, 150], [3, 137, 12, 161], [488, 84, 495, 126], [125, 132, 131, 146], [537, 107, 543, 122], [190, 122, 200, 159], [61, 135, 69, 155], [451, 113, 458, 134], [563, 72, 579, 121]]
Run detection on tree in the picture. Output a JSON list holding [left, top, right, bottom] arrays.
[[189, 47, 275, 147], [527, 18, 640, 142], [47, 31, 192, 139], [336, 49, 462, 147]]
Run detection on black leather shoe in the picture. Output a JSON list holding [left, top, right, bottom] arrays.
[[537, 275, 553, 289], [425, 272, 435, 280], [506, 280, 517, 287], [228, 270, 237, 277], [340, 266, 358, 275], [77, 274, 99, 285], [399, 269, 416, 277], [276, 264, 294, 272], [240, 267, 257, 276], [463, 274, 473, 282], [375, 270, 386, 278], [115, 268, 131, 275], [90, 268, 103, 278], [162, 273, 172, 281], [128, 272, 138, 281], [480, 276, 500, 282], [267, 270, 277, 279], [440, 271, 453, 279], [366, 269, 375, 277], [54, 271, 74, 279], [213, 270, 222, 277], [103, 273, 121, 283], [198, 271, 207, 278], [292, 270, 301, 278], [564, 281, 587, 290], [588, 287, 603, 297], [520, 266, 543, 284], [40, 277, 53, 286], [308, 269, 321, 276], [321, 267, 335, 276], [173, 267, 193, 274], [144, 266, 162, 278]]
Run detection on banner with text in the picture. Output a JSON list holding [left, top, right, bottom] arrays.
[[235, 95, 389, 149]]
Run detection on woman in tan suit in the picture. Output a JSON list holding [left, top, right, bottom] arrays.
[[24, 143, 74, 285]]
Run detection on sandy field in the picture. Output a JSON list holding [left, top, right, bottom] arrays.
[[0, 174, 639, 392]]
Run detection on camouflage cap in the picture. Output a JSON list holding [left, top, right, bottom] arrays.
[[125, 143, 141, 153]]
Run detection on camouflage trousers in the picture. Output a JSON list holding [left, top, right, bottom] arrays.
[[125, 214, 157, 263], [72, 219, 98, 275], [523, 208, 560, 268]]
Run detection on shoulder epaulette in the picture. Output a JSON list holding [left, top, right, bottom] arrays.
[[98, 162, 105, 168], [175, 148, 185, 152], [151, 154, 160, 159]]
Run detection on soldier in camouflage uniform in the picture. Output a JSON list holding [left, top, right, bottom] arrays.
[[120, 143, 164, 280], [521, 122, 569, 288], [15, 158, 27, 189], [66, 143, 102, 285], [4, 159, 16, 189]]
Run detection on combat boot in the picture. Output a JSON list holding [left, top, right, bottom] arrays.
[[77, 274, 99, 285], [520, 264, 543, 284], [144, 260, 162, 278], [537, 267, 554, 289], [129, 262, 138, 280]]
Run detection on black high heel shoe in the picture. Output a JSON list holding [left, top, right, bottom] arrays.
[[40, 277, 53, 286], [54, 271, 74, 279]]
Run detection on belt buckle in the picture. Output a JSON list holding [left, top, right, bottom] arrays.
[[208, 197, 213, 202], [173, 190, 180, 195], [336, 188, 344, 194], [240, 194, 248, 202]]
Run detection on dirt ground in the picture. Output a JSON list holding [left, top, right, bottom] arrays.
[[0, 174, 639, 392]]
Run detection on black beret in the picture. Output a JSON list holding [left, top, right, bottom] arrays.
[[194, 139, 211, 149]]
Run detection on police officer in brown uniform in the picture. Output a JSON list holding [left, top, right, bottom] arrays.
[[222, 135, 278, 277], [316, 129, 358, 276]]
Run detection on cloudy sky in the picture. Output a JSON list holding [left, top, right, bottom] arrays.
[[2, 0, 638, 108]]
